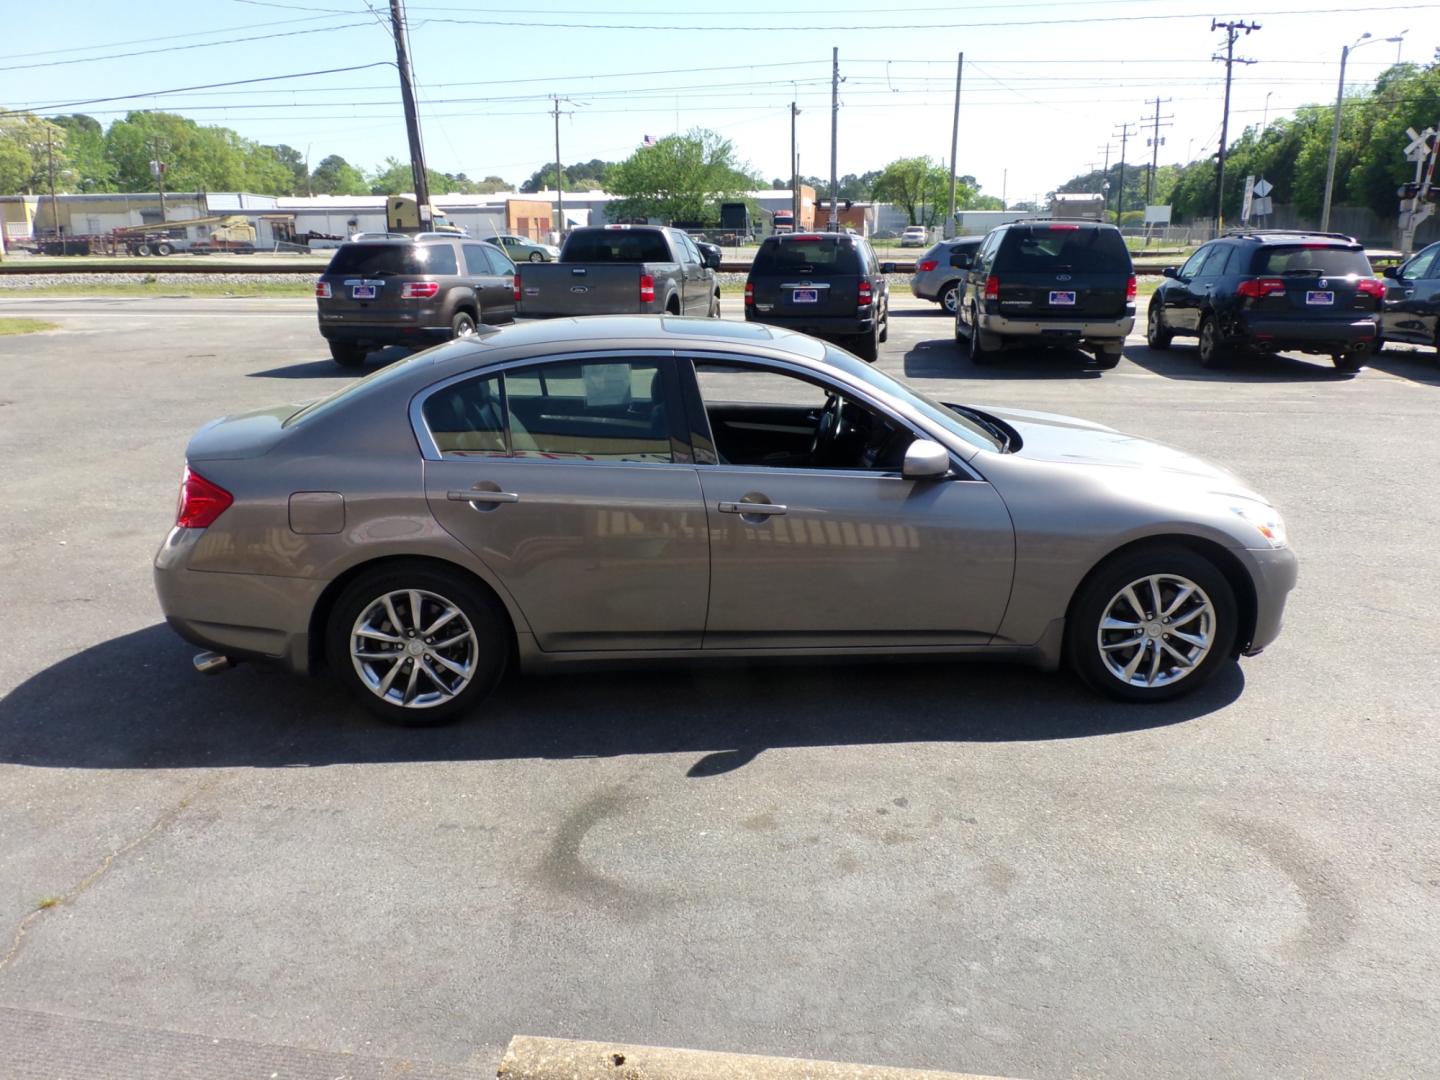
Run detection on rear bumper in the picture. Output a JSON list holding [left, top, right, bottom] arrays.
[[1239, 545, 1299, 656], [910, 276, 944, 301], [978, 309, 1135, 343], [744, 310, 877, 338], [318, 322, 450, 347], [154, 527, 320, 675], [1236, 314, 1378, 353]]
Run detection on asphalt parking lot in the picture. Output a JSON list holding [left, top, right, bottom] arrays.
[[1, 292, 1438, 1079]]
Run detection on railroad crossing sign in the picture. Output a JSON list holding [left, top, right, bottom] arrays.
[[1253, 178, 1273, 198], [1405, 127, 1436, 163]]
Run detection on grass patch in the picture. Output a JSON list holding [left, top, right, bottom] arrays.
[[0, 317, 60, 334]]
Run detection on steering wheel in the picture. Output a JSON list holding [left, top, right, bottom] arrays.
[[810, 393, 855, 467]]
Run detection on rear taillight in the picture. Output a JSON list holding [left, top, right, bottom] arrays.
[[917, 260, 938, 273], [1356, 277, 1385, 299], [858, 280, 874, 308], [400, 281, 440, 299], [512, 272, 521, 302], [744, 281, 755, 307], [1126, 275, 1137, 302], [314, 280, 331, 299], [983, 275, 1000, 301], [640, 273, 655, 304], [176, 466, 232, 530], [1237, 277, 1287, 299]]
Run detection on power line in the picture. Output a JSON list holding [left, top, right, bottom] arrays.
[[1143, 97, 1174, 204], [4, 21, 375, 71], [0, 11, 358, 61]]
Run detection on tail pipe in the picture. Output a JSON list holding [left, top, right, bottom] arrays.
[[193, 651, 235, 675]]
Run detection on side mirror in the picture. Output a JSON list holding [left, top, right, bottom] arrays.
[[705, 251, 722, 270], [1382, 264, 1399, 280], [1162, 266, 1179, 280], [950, 253, 972, 269], [902, 439, 951, 480], [880, 261, 897, 274]]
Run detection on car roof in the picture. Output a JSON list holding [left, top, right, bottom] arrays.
[[1222, 230, 1361, 246]]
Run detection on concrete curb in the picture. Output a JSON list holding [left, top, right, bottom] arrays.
[[496, 1036, 1022, 1080]]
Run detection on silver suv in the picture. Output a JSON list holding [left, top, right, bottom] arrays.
[[910, 235, 984, 315]]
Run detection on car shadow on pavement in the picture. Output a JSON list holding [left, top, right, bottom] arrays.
[[249, 347, 412, 379], [1366, 347, 1440, 386], [902, 342, 1105, 381], [0, 624, 1243, 777], [1125, 343, 1359, 383]]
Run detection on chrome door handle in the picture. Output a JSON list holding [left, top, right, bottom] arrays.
[[448, 490, 519, 504], [719, 501, 787, 516]]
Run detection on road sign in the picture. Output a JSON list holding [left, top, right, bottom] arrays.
[[1241, 175, 1255, 222], [1252, 196, 1273, 217], [1253, 178, 1273, 198], [1405, 127, 1436, 163]]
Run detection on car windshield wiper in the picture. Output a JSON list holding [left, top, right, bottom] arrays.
[[945, 403, 1014, 452]]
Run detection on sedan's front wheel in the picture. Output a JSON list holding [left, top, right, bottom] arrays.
[[326, 564, 510, 726], [1067, 547, 1238, 702], [528, 252, 544, 263]]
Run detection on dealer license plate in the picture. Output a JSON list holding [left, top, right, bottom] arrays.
[[1049, 290, 1077, 306], [352, 285, 377, 300], [1306, 290, 1334, 306], [792, 288, 818, 303]]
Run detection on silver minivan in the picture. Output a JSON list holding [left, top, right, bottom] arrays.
[[910, 235, 984, 315]]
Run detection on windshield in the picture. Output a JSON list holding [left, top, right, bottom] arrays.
[[1255, 245, 1372, 276], [820, 346, 1001, 452], [752, 237, 861, 277]]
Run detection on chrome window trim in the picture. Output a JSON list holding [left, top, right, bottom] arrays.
[[411, 348, 682, 464]]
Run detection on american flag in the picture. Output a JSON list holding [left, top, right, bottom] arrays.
[[642, 135, 657, 146]]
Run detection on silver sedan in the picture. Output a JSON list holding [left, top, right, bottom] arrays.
[[155, 316, 1296, 725]]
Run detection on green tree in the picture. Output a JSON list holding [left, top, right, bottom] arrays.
[[0, 111, 66, 194], [103, 111, 249, 192], [604, 129, 756, 224], [50, 114, 112, 192], [310, 154, 368, 195], [872, 157, 971, 225], [521, 159, 612, 193], [265, 144, 309, 195], [368, 156, 473, 196]]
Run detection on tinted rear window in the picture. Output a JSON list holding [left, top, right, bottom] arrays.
[[561, 230, 672, 262], [994, 227, 1132, 274], [1255, 245, 1372, 276], [752, 237, 861, 276], [326, 243, 455, 275]]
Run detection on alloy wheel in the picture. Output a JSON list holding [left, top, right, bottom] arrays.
[[349, 589, 480, 709], [1096, 573, 1215, 689]]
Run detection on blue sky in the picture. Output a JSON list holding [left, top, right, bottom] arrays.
[[3, 1, 1429, 203]]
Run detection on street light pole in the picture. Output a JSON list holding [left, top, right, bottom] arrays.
[[1322, 32, 1404, 231]]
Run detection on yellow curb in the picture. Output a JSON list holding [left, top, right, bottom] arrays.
[[497, 1036, 1023, 1080]]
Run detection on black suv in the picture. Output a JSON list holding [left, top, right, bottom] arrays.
[[316, 234, 517, 367], [1146, 230, 1383, 372], [744, 232, 892, 361], [955, 220, 1136, 368]]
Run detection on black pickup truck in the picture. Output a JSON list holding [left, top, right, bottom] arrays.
[[515, 225, 722, 318]]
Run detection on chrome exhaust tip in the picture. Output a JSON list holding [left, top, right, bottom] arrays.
[[192, 651, 235, 675]]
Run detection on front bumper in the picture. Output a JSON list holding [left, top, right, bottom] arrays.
[[978, 308, 1135, 344], [154, 527, 322, 675], [1236, 314, 1378, 354], [1238, 544, 1299, 656]]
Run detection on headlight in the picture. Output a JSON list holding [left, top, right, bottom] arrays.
[[1230, 503, 1287, 548]]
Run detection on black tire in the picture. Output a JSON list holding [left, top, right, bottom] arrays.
[[1066, 546, 1238, 703], [155, 242, 173, 256], [1332, 350, 1365, 373], [968, 306, 995, 366], [328, 340, 367, 368], [1146, 303, 1174, 350], [1092, 344, 1123, 369], [939, 282, 961, 316], [878, 302, 889, 343], [708, 291, 721, 318], [1197, 315, 1227, 369], [451, 310, 478, 340], [135, 243, 151, 257], [528, 251, 544, 263], [325, 562, 510, 727], [853, 325, 879, 362]]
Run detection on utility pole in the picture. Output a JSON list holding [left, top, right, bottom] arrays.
[[150, 137, 168, 224], [1211, 18, 1261, 235], [1112, 122, 1136, 226], [828, 46, 840, 231], [791, 100, 800, 228], [946, 51, 963, 238], [46, 128, 60, 243], [551, 96, 566, 238], [1143, 97, 1173, 206], [1097, 143, 1111, 216], [388, 0, 431, 227]]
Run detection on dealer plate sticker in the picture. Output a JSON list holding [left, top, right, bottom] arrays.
[[1049, 290, 1077, 306], [1306, 290, 1334, 305], [352, 285, 377, 299], [792, 289, 819, 303]]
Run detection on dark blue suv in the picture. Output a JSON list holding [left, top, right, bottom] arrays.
[[1146, 230, 1384, 372]]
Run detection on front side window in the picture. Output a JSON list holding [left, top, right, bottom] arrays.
[[693, 362, 916, 473], [505, 359, 672, 463], [1400, 246, 1438, 281], [1178, 245, 1212, 280]]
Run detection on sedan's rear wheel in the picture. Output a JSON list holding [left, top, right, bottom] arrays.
[[326, 565, 509, 726], [940, 282, 961, 315], [1067, 548, 1237, 702]]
